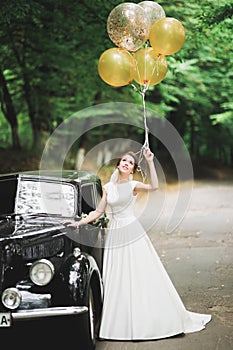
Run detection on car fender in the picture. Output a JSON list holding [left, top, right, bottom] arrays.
[[60, 251, 103, 306]]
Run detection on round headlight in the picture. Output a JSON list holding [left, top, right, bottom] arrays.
[[2, 288, 21, 309], [30, 259, 54, 286]]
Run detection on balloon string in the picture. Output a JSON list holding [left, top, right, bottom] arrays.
[[131, 83, 149, 149], [130, 83, 150, 182], [141, 89, 149, 149]]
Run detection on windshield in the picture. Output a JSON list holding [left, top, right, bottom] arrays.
[[15, 179, 77, 217]]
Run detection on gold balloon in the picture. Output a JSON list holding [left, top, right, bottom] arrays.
[[133, 47, 167, 86], [149, 17, 185, 55], [98, 48, 135, 87], [139, 1, 166, 28], [107, 3, 150, 52]]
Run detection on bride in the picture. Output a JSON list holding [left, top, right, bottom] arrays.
[[65, 147, 211, 340]]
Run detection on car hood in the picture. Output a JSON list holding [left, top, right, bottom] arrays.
[[0, 214, 67, 241]]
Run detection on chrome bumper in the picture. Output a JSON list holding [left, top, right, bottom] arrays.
[[12, 306, 88, 321]]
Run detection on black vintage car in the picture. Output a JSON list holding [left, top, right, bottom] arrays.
[[0, 170, 107, 349]]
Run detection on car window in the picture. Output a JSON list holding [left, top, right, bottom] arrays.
[[81, 183, 98, 214], [15, 178, 77, 217]]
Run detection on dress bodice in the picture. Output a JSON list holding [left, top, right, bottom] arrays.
[[104, 181, 138, 219]]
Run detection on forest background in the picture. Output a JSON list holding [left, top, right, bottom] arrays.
[[0, 0, 233, 182]]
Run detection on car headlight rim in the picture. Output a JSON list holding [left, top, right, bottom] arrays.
[[29, 259, 55, 286], [2, 287, 22, 310]]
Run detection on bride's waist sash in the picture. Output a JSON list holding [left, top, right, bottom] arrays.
[[111, 212, 135, 220]]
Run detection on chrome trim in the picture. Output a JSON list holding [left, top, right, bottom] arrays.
[[12, 306, 88, 320], [2, 288, 22, 310], [73, 247, 81, 258], [29, 258, 55, 286]]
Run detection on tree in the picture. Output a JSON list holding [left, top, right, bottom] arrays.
[[0, 0, 232, 167], [0, 68, 21, 149]]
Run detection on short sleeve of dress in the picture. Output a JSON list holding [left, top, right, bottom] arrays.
[[131, 180, 138, 190], [103, 182, 111, 193]]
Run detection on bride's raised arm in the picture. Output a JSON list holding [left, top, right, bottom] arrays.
[[135, 147, 159, 193]]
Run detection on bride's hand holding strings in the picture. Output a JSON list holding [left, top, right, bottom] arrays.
[[143, 147, 154, 163]]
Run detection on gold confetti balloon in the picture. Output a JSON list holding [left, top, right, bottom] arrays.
[[107, 2, 150, 52], [139, 1, 166, 28]]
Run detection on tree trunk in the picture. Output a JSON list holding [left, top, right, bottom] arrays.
[[22, 75, 39, 149], [189, 114, 195, 157], [0, 68, 21, 149]]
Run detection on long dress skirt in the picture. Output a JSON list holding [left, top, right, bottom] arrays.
[[98, 181, 211, 340]]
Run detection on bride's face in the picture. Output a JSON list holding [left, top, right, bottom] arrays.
[[118, 154, 135, 175]]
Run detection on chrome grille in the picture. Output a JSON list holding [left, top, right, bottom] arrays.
[[22, 237, 64, 260]]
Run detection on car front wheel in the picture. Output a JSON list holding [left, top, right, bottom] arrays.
[[82, 286, 97, 350]]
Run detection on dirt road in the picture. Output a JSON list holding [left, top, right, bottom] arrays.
[[97, 180, 233, 350]]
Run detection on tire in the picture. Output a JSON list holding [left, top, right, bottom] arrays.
[[82, 286, 97, 350]]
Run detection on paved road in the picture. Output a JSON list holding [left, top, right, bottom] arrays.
[[96, 180, 233, 350], [1, 180, 232, 350]]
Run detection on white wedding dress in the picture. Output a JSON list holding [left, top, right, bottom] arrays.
[[98, 180, 211, 340]]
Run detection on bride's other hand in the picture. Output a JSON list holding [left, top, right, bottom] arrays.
[[62, 220, 79, 228]]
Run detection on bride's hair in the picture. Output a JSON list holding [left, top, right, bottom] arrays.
[[116, 151, 138, 173]]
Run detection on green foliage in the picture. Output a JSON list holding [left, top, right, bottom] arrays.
[[0, 113, 11, 146], [0, 0, 232, 166]]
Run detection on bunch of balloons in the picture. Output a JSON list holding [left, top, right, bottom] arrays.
[[98, 1, 185, 89]]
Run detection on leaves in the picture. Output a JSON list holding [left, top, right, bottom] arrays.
[[0, 0, 232, 165]]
